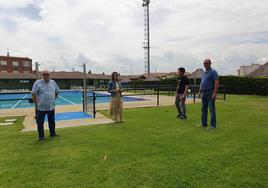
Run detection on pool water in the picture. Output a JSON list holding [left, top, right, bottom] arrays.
[[45, 111, 93, 121], [0, 91, 147, 109]]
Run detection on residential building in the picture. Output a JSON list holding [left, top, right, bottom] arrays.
[[0, 55, 32, 73], [248, 62, 268, 77], [189, 68, 204, 79], [237, 64, 262, 76]]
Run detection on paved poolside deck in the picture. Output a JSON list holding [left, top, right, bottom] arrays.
[[0, 95, 198, 131]]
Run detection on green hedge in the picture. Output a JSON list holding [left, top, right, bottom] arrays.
[[219, 76, 268, 96], [128, 76, 268, 96]]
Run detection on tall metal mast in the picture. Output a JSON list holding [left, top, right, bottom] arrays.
[[142, 0, 150, 76]]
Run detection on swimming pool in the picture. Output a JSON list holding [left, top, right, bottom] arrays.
[[0, 90, 148, 109]]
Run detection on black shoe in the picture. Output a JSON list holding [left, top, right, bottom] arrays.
[[39, 137, 45, 141], [50, 134, 60, 138], [179, 115, 187, 120], [177, 114, 182, 118], [208, 126, 216, 130]]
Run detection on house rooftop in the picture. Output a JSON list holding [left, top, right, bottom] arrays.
[[0, 56, 32, 60], [247, 62, 268, 77]]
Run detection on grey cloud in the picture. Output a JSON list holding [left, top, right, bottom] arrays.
[[17, 3, 42, 21], [76, 53, 98, 69], [47, 36, 62, 43], [60, 55, 72, 70], [106, 56, 144, 75], [151, 51, 201, 73], [1, 0, 268, 75], [0, 19, 17, 33], [150, 8, 176, 26], [165, 35, 197, 43], [58, 53, 100, 72], [0, 3, 42, 21], [166, 30, 268, 47], [217, 54, 259, 75], [227, 31, 268, 45]]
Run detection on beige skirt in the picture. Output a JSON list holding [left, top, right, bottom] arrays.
[[109, 94, 123, 117]]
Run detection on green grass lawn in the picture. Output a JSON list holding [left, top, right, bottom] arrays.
[[0, 95, 267, 188]]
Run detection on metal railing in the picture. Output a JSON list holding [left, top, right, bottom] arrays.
[[122, 85, 226, 101], [87, 85, 226, 118], [0, 85, 226, 118]]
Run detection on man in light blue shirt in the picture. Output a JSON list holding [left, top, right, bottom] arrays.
[[32, 70, 60, 141], [199, 59, 219, 129]]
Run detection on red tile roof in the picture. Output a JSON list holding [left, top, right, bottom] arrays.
[[0, 56, 32, 60], [0, 71, 137, 80]]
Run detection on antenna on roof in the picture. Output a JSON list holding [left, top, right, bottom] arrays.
[[6, 49, 10, 57]]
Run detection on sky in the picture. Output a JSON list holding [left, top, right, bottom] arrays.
[[0, 0, 268, 75]]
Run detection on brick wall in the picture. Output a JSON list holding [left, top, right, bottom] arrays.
[[0, 56, 33, 73]]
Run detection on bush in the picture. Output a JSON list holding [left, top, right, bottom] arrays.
[[127, 76, 268, 96], [219, 76, 268, 96]]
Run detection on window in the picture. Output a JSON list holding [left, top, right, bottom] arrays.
[[23, 61, 31, 67], [13, 71, 19, 73], [0, 70, 8, 73], [0, 60, 7, 66], [12, 61, 19, 67]]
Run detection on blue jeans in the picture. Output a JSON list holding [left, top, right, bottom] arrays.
[[36, 110, 56, 139], [201, 90, 216, 127]]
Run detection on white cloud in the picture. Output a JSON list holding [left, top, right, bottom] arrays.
[[0, 0, 35, 8], [0, 0, 268, 75]]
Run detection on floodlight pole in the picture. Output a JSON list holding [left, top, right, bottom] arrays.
[[143, 0, 151, 76]]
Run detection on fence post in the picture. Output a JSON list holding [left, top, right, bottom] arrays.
[[82, 91, 85, 112], [93, 92, 96, 118], [82, 63, 87, 112], [157, 88, 160, 106], [193, 86, 196, 103], [223, 86, 226, 101]]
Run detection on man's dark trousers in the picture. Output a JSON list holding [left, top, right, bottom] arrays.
[[37, 110, 56, 139], [201, 90, 216, 128]]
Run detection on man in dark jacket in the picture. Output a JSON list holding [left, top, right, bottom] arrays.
[[175, 67, 189, 120]]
